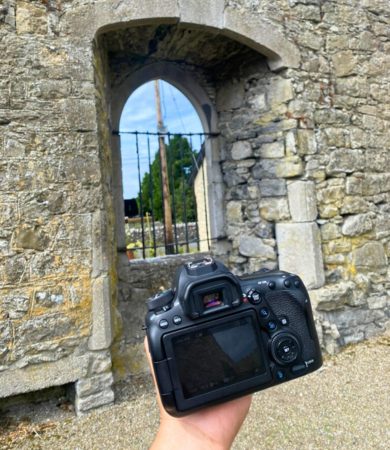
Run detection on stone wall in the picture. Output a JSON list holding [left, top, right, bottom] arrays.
[[0, 0, 389, 413]]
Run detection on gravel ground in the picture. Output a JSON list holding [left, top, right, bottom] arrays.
[[1, 331, 389, 450]]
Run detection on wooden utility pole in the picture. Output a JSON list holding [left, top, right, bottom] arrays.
[[154, 80, 174, 254]]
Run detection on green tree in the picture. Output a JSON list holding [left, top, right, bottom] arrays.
[[139, 135, 198, 222]]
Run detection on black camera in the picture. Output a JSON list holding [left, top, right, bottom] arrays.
[[145, 257, 322, 416]]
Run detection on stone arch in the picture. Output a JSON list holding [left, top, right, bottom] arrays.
[[64, 0, 300, 71], [110, 62, 223, 247]]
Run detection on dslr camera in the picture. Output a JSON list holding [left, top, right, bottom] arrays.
[[145, 257, 322, 416]]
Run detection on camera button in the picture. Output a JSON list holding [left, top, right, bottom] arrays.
[[159, 319, 169, 329], [280, 316, 289, 326], [276, 370, 285, 381], [291, 364, 307, 374], [267, 321, 277, 331], [259, 307, 269, 317], [247, 289, 261, 304], [173, 315, 182, 325]]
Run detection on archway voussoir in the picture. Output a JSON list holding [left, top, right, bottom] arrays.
[[222, 7, 300, 71], [179, 0, 225, 31]]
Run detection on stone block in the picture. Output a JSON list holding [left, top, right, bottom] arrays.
[[259, 197, 290, 221], [238, 236, 276, 260], [352, 242, 388, 274], [222, 7, 300, 70], [75, 387, 114, 415], [92, 210, 110, 278], [180, 0, 224, 29], [332, 50, 357, 77], [326, 149, 364, 175], [0, 355, 89, 398], [276, 222, 325, 289], [16, 1, 47, 35], [287, 181, 318, 222], [367, 296, 388, 310], [342, 213, 373, 236], [12, 224, 49, 251], [275, 156, 303, 178], [231, 141, 253, 160], [297, 129, 317, 155], [226, 201, 243, 222], [268, 78, 295, 106], [216, 80, 245, 111], [88, 275, 113, 351], [259, 179, 286, 197], [257, 141, 284, 158], [76, 372, 114, 398]]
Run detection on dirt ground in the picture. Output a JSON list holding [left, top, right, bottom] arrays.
[[1, 331, 389, 450]]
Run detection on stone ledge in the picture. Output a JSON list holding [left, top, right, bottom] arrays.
[[0, 354, 89, 399]]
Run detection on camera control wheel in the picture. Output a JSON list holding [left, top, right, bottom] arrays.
[[270, 333, 300, 366]]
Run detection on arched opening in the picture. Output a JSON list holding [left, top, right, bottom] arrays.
[[119, 79, 211, 258], [92, 21, 323, 380]]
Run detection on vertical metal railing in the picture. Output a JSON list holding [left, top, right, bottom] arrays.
[[115, 130, 218, 259]]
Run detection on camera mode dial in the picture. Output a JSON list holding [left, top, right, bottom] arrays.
[[147, 289, 174, 312], [271, 333, 300, 366]]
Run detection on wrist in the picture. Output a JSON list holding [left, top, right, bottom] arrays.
[[151, 418, 226, 450]]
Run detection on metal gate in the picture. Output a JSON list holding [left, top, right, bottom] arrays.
[[116, 130, 218, 259]]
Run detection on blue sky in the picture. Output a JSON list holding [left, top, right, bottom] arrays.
[[119, 80, 204, 199]]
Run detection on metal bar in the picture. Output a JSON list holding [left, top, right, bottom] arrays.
[[179, 137, 190, 253], [200, 135, 210, 251], [147, 134, 157, 256], [135, 132, 146, 259], [167, 133, 179, 254], [189, 134, 201, 252], [114, 130, 219, 137]]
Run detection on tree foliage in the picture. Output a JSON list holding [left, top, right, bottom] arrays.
[[139, 135, 198, 222]]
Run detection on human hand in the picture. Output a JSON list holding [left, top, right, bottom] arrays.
[[144, 337, 252, 450]]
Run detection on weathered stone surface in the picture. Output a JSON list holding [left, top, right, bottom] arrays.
[[238, 235, 275, 259], [12, 224, 49, 251], [1, 295, 29, 319], [0, 355, 89, 398], [326, 149, 364, 175], [352, 242, 388, 273], [76, 372, 114, 398], [342, 213, 373, 236], [276, 222, 325, 289], [276, 156, 303, 178], [287, 181, 317, 222], [259, 197, 290, 221], [259, 179, 286, 197], [332, 50, 357, 77], [256, 141, 284, 158], [297, 129, 317, 155], [216, 80, 245, 111], [226, 201, 243, 222], [231, 141, 253, 160], [89, 276, 113, 351], [309, 282, 355, 311], [75, 386, 114, 415]]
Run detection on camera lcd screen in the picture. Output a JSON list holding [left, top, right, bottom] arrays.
[[172, 316, 265, 399]]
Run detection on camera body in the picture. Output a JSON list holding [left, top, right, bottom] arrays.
[[145, 257, 322, 416]]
